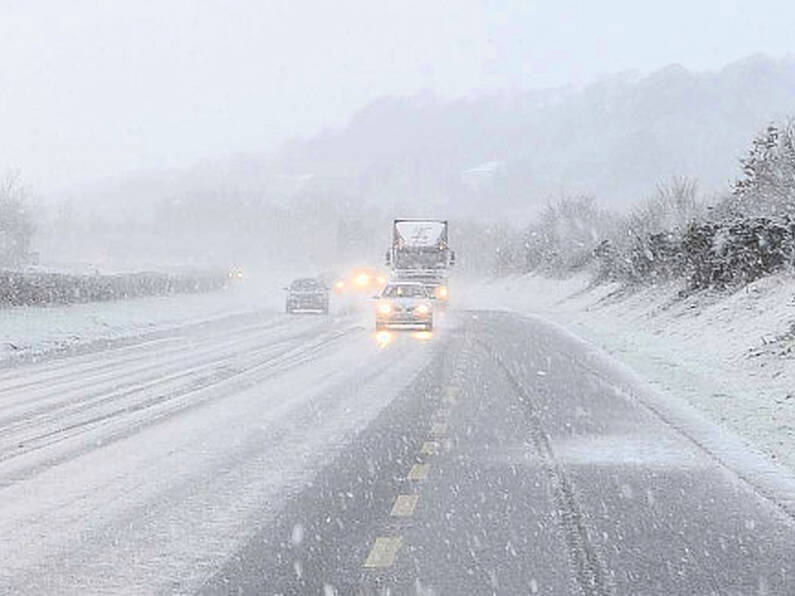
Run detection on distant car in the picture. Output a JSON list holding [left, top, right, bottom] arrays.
[[374, 281, 433, 331], [333, 267, 387, 295], [228, 266, 245, 281], [284, 278, 329, 314]]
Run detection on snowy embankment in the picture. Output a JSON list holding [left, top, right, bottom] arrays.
[[463, 273, 795, 472], [0, 282, 284, 363]]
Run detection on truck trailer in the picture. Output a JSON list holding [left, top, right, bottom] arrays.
[[385, 218, 455, 304]]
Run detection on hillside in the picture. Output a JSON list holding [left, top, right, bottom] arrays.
[[274, 54, 795, 214], [40, 54, 795, 271], [55, 55, 795, 221]]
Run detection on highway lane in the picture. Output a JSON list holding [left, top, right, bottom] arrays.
[[0, 308, 793, 594], [202, 311, 795, 595], [0, 310, 440, 593]]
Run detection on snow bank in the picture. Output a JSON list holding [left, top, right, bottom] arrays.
[[462, 273, 795, 472], [0, 283, 283, 364]]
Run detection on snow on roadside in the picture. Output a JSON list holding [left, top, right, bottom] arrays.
[[0, 283, 283, 363], [462, 273, 795, 472]]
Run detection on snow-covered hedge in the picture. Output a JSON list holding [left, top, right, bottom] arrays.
[[594, 231, 686, 284], [683, 217, 795, 290], [514, 120, 795, 292], [592, 217, 795, 290], [0, 270, 228, 307]]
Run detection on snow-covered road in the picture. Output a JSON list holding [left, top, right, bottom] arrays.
[[1, 307, 794, 594], [0, 310, 439, 593]]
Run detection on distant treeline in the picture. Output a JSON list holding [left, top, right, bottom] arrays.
[[499, 120, 795, 292], [0, 270, 229, 307]]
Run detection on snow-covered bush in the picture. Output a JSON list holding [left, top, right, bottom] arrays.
[[730, 121, 795, 218], [676, 120, 795, 290], [509, 121, 795, 291], [683, 217, 795, 290], [523, 196, 616, 275], [594, 178, 700, 283]]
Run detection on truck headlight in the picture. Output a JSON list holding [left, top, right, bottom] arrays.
[[415, 303, 430, 314], [436, 285, 448, 299], [378, 302, 392, 315]]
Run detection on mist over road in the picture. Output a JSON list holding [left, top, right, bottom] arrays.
[[0, 308, 792, 594]]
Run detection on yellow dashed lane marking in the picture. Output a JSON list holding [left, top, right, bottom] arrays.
[[420, 441, 439, 455], [435, 407, 452, 419], [391, 494, 419, 516], [431, 422, 447, 437], [363, 536, 403, 568], [444, 387, 459, 404], [407, 463, 430, 480]]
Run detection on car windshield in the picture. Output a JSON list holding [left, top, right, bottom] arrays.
[[291, 279, 321, 291], [382, 284, 427, 298]]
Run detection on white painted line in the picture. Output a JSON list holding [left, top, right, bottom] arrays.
[[431, 422, 447, 437]]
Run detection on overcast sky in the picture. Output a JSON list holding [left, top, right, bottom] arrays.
[[1, 0, 794, 193]]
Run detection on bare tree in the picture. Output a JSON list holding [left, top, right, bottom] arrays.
[[0, 171, 36, 267], [523, 195, 617, 275]]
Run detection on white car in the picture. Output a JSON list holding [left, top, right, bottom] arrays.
[[374, 282, 433, 331]]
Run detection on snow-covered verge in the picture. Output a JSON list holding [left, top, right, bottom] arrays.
[[462, 273, 795, 472], [0, 282, 285, 364]]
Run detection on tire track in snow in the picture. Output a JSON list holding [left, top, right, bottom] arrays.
[[482, 338, 612, 596], [0, 317, 333, 429], [0, 315, 297, 397], [0, 324, 363, 487]]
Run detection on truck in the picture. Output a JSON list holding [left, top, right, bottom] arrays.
[[385, 219, 455, 304]]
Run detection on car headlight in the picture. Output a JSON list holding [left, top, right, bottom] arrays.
[[355, 273, 370, 286], [378, 302, 392, 315], [416, 302, 430, 314]]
